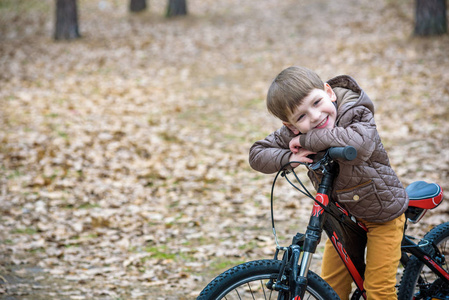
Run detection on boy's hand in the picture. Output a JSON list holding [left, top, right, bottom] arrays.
[[289, 136, 302, 154], [289, 148, 316, 168]]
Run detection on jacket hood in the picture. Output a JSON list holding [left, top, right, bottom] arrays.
[[327, 75, 375, 119]]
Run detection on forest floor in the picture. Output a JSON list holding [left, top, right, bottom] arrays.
[[1, 0, 449, 299]]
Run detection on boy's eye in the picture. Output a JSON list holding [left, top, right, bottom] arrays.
[[314, 99, 322, 106], [297, 114, 305, 122]]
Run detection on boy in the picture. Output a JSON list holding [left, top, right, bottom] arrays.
[[249, 66, 409, 299]]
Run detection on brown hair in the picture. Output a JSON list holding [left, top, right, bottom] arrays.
[[267, 66, 324, 122]]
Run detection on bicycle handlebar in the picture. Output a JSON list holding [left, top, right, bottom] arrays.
[[328, 146, 357, 161]]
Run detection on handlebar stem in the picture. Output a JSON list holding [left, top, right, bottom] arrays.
[[317, 169, 335, 195]]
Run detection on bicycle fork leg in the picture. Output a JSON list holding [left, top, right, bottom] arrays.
[[290, 251, 317, 299], [292, 253, 321, 299], [290, 245, 308, 299]]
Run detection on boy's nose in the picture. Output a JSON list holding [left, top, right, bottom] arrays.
[[310, 110, 320, 122]]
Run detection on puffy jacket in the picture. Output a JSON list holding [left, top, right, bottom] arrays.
[[249, 75, 409, 222]]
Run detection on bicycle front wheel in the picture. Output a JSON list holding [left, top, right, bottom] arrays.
[[398, 222, 449, 300], [197, 259, 339, 300]]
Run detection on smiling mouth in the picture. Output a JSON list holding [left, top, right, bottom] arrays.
[[315, 116, 329, 129]]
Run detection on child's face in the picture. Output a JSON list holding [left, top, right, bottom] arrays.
[[283, 83, 337, 134]]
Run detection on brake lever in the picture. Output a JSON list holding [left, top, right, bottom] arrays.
[[307, 161, 323, 171], [306, 151, 331, 171]]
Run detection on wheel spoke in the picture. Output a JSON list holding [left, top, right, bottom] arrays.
[[260, 280, 267, 300], [235, 288, 242, 300], [247, 282, 255, 300]]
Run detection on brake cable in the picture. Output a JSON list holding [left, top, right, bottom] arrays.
[[270, 159, 350, 248]]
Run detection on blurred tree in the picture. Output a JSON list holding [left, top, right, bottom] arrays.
[[130, 0, 147, 12], [414, 0, 447, 36], [166, 0, 187, 17], [54, 0, 80, 40]]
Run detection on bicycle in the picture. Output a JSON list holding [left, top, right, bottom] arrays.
[[197, 146, 448, 300]]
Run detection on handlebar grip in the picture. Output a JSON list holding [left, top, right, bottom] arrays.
[[328, 146, 357, 161]]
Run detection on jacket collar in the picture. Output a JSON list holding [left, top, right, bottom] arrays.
[[327, 75, 375, 120], [327, 75, 362, 94]]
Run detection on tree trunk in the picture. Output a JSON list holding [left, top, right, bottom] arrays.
[[414, 0, 447, 36], [54, 0, 80, 40], [166, 0, 187, 18], [130, 0, 147, 12]]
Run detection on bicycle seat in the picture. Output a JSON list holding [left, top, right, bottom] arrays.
[[406, 181, 443, 209]]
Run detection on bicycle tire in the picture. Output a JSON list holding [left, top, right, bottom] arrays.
[[398, 222, 449, 300], [197, 259, 340, 300]]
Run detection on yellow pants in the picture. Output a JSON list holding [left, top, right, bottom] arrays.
[[321, 214, 405, 300]]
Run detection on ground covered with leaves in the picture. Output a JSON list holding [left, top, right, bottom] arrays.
[[1, 0, 449, 299]]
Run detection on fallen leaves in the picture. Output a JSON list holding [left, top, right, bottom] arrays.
[[1, 0, 449, 298]]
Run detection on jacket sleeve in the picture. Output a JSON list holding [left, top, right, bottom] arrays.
[[299, 106, 377, 162], [249, 126, 295, 174]]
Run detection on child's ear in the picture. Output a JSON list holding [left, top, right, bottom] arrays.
[[324, 83, 337, 102], [282, 122, 300, 135]]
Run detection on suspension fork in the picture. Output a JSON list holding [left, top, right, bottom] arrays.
[[295, 169, 335, 299]]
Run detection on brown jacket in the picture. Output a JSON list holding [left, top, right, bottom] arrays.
[[249, 75, 409, 222]]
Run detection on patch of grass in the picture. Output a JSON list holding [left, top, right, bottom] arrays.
[[210, 259, 246, 272], [143, 245, 176, 260], [57, 131, 69, 139], [0, 0, 48, 12], [223, 133, 246, 142], [182, 236, 209, 246], [238, 240, 258, 250], [85, 233, 98, 239], [45, 113, 59, 118], [243, 98, 264, 109], [29, 247, 46, 253], [78, 203, 101, 209], [12, 227, 37, 235], [158, 131, 182, 143], [7, 169, 23, 179], [64, 236, 82, 248]]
